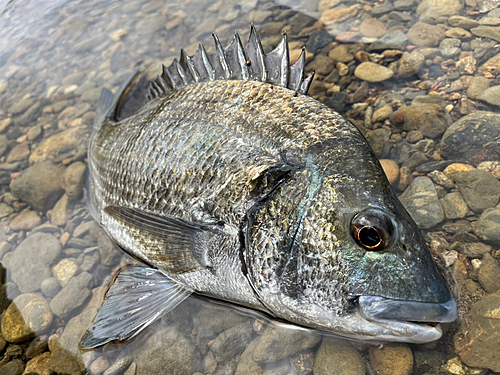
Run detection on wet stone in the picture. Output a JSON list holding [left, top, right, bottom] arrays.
[[252, 325, 321, 363], [471, 26, 500, 42], [1, 293, 52, 343], [467, 76, 490, 100], [313, 338, 365, 375], [366, 128, 392, 158], [135, 326, 202, 375], [428, 170, 455, 189], [11, 161, 66, 212], [305, 30, 334, 54], [0, 359, 24, 375], [440, 38, 461, 57], [50, 271, 93, 318], [407, 22, 446, 47], [442, 192, 469, 219], [360, 18, 386, 38], [59, 308, 98, 355], [26, 335, 49, 359], [400, 176, 444, 228], [417, 0, 462, 22], [380, 159, 399, 185], [53, 258, 78, 287], [24, 352, 51, 375], [477, 85, 500, 107], [369, 344, 413, 375], [103, 356, 133, 375], [461, 242, 492, 258], [475, 208, 500, 244], [354, 62, 394, 82], [9, 209, 41, 231], [478, 254, 500, 293], [211, 322, 253, 363], [29, 127, 84, 164], [449, 16, 479, 30], [9, 232, 61, 293], [443, 163, 475, 181], [454, 170, 500, 212], [193, 305, 248, 340], [455, 291, 500, 372], [0, 204, 14, 219], [439, 111, 500, 161], [477, 161, 500, 179], [306, 55, 334, 76], [395, 51, 425, 78], [0, 135, 8, 157], [328, 45, 354, 63], [90, 356, 109, 374], [393, 103, 448, 138]]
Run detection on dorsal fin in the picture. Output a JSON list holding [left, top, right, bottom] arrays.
[[145, 26, 314, 103]]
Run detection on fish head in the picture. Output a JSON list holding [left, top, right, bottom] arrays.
[[247, 138, 456, 343]]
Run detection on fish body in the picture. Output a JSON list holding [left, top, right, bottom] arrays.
[[82, 27, 456, 349]]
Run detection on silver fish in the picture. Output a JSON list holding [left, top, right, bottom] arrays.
[[82, 26, 456, 349]]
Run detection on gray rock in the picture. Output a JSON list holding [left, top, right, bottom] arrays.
[[439, 38, 462, 57], [448, 15, 479, 29], [477, 85, 500, 107], [455, 291, 500, 372], [62, 162, 86, 200], [0, 204, 13, 219], [11, 161, 66, 212], [475, 208, 500, 244], [193, 304, 248, 340], [467, 76, 491, 100], [103, 356, 133, 375], [314, 338, 365, 375], [478, 254, 500, 293], [371, 2, 394, 14], [59, 308, 98, 355], [455, 170, 500, 212], [252, 325, 321, 363], [439, 111, 500, 160], [9, 233, 61, 293], [305, 30, 334, 54], [211, 322, 253, 363], [417, 0, 462, 22], [441, 192, 469, 219], [400, 177, 444, 228], [365, 128, 392, 158], [0, 135, 8, 157], [0, 359, 24, 375], [50, 272, 93, 318], [392, 103, 448, 138], [395, 51, 424, 78], [135, 326, 202, 375]]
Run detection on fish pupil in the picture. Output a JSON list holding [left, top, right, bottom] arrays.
[[359, 226, 381, 248]]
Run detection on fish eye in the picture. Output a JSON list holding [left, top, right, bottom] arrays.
[[350, 210, 394, 251]]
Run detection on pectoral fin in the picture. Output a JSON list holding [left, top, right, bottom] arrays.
[[80, 266, 192, 349], [104, 206, 219, 273]]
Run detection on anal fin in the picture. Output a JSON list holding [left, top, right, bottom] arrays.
[[80, 266, 192, 349], [104, 206, 219, 274]]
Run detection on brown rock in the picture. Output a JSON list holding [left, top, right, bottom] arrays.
[[48, 194, 70, 226], [62, 162, 86, 200], [7, 142, 30, 163], [380, 159, 399, 185], [29, 128, 84, 164], [443, 163, 475, 181], [321, 5, 359, 25], [369, 344, 413, 375], [478, 254, 500, 293], [407, 22, 446, 47], [24, 353, 52, 375], [360, 18, 386, 38], [9, 209, 41, 231]]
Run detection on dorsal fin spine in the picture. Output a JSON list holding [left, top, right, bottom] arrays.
[[145, 26, 313, 103]]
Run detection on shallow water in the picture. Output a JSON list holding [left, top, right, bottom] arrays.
[[0, 0, 500, 374]]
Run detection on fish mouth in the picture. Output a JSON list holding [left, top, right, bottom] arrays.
[[358, 295, 457, 329]]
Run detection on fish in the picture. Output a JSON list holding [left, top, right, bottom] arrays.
[[81, 26, 457, 349]]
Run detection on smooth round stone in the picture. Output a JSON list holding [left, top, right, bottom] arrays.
[[443, 163, 475, 181], [380, 159, 400, 185], [354, 62, 394, 82], [41, 277, 61, 298], [9, 210, 41, 231], [1, 293, 53, 342], [314, 338, 365, 375], [52, 259, 78, 287], [475, 208, 500, 244], [360, 18, 386, 37]]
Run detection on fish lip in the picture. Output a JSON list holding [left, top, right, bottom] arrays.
[[358, 295, 457, 324]]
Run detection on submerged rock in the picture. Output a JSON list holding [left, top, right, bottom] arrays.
[[400, 177, 444, 228], [454, 170, 500, 212], [9, 233, 61, 293], [313, 338, 365, 375], [369, 344, 413, 375], [475, 208, 500, 244]]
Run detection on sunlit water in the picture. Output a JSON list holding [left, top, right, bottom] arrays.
[[0, 0, 499, 374]]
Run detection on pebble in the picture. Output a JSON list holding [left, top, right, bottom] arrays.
[[400, 176, 444, 228], [320, 5, 359, 25], [103, 356, 133, 375], [417, 0, 462, 21], [455, 291, 500, 372], [0, 203, 14, 219], [11, 161, 66, 212], [380, 159, 400, 184], [52, 258, 78, 287], [443, 163, 475, 181], [354, 62, 394, 82], [50, 271, 93, 318], [454, 170, 500, 212], [8, 232, 61, 293], [1, 293, 52, 342], [441, 192, 469, 219], [478, 253, 500, 293], [395, 51, 425, 77], [313, 338, 365, 375], [392, 103, 447, 138], [475, 208, 500, 244], [407, 22, 446, 47], [428, 170, 455, 189], [48, 194, 69, 226], [359, 18, 386, 38], [24, 353, 51, 375], [0, 80, 8, 95], [366, 128, 392, 158], [369, 344, 413, 375], [467, 76, 490, 100], [90, 356, 110, 374], [0, 359, 24, 375], [448, 15, 479, 30], [328, 45, 354, 63], [461, 242, 492, 258], [446, 27, 472, 39], [252, 324, 321, 363], [29, 127, 84, 164], [477, 85, 500, 107], [9, 209, 41, 231], [471, 26, 500, 42], [372, 104, 393, 123], [211, 323, 253, 363]]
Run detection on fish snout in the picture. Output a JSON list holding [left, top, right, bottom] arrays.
[[358, 295, 457, 324]]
